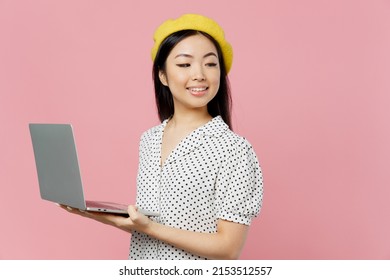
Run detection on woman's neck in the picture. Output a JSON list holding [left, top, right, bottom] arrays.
[[169, 109, 212, 130]]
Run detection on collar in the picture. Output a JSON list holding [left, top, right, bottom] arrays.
[[156, 115, 229, 138], [151, 116, 229, 167]]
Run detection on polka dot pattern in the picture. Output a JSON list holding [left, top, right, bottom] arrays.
[[129, 116, 263, 260]]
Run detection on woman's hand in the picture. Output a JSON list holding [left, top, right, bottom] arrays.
[[59, 204, 247, 259], [58, 204, 152, 234]]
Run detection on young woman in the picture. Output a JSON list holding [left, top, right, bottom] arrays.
[[62, 14, 263, 260]]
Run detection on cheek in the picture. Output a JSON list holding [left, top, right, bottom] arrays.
[[210, 72, 221, 88], [165, 70, 188, 86]]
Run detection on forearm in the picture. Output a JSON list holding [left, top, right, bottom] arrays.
[[143, 220, 248, 260], [60, 205, 249, 259]]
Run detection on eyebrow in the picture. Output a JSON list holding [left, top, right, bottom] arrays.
[[174, 52, 218, 59]]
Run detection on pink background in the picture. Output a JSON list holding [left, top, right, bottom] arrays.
[[1, 0, 390, 259]]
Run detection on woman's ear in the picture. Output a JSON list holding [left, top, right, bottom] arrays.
[[159, 70, 168, 86]]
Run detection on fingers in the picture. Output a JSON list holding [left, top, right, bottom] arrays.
[[57, 204, 90, 217], [56, 203, 133, 233], [58, 204, 75, 212], [126, 205, 151, 231], [127, 205, 138, 217]]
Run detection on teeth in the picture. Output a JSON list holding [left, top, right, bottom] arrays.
[[189, 87, 207, 92]]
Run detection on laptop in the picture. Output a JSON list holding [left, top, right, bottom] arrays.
[[29, 123, 159, 217]]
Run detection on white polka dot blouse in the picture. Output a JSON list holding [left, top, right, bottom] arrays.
[[129, 116, 263, 260]]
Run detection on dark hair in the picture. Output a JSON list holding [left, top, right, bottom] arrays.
[[152, 30, 233, 129]]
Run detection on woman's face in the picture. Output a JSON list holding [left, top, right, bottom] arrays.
[[159, 33, 221, 114]]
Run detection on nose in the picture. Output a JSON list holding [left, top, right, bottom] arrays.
[[191, 64, 205, 81]]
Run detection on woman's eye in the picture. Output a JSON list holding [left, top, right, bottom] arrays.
[[206, 63, 218, 67], [176, 63, 191, 68]]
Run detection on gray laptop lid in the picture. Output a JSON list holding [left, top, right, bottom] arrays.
[[29, 124, 87, 209], [29, 123, 159, 217]]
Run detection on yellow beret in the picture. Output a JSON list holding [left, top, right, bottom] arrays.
[[151, 14, 233, 73]]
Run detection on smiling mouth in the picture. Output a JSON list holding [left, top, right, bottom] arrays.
[[187, 87, 208, 95]]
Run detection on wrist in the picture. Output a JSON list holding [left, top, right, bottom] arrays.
[[142, 219, 159, 237]]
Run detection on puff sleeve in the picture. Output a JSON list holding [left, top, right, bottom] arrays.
[[215, 137, 263, 225]]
